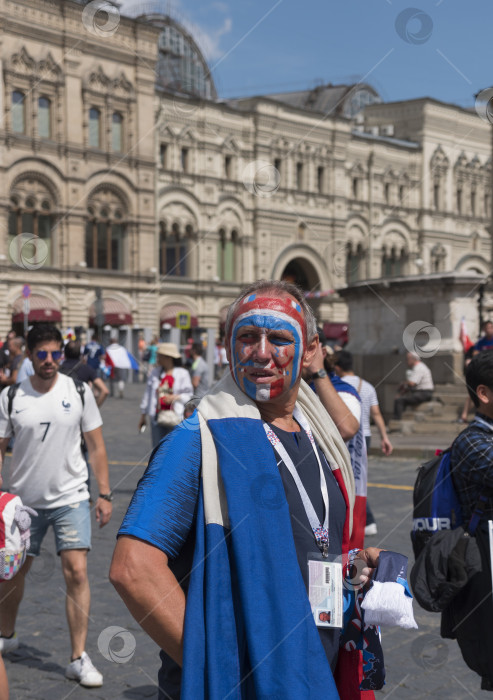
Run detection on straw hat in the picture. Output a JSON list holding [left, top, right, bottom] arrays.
[[157, 342, 181, 359]]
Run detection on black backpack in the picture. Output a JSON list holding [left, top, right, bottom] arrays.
[[411, 447, 464, 559]]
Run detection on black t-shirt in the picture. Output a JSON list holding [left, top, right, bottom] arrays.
[[60, 359, 97, 384], [269, 423, 346, 671]]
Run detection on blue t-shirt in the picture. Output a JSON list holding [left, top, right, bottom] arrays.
[[84, 341, 105, 370], [474, 336, 493, 352], [119, 413, 347, 697]]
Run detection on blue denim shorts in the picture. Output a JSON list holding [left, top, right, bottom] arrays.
[[28, 500, 92, 556]]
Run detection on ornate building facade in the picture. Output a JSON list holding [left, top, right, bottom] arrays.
[[0, 0, 159, 346], [1, 2, 491, 349], [156, 85, 491, 340]]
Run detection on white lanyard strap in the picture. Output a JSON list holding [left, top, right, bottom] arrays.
[[263, 406, 329, 556]]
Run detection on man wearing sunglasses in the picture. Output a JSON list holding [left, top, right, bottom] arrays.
[[0, 325, 112, 688]]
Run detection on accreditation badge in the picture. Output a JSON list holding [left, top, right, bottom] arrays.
[[308, 554, 343, 629]]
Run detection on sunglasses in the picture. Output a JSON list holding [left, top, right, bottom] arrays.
[[36, 350, 62, 361]]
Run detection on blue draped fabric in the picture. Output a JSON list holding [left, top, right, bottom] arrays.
[[182, 417, 340, 700]]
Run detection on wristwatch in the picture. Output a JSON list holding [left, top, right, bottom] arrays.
[[98, 492, 113, 502], [311, 369, 328, 380]]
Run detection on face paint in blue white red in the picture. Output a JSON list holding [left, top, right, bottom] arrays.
[[228, 294, 306, 403]]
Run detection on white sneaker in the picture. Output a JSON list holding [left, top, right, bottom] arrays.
[[365, 523, 378, 536], [65, 651, 103, 687], [0, 633, 19, 653]]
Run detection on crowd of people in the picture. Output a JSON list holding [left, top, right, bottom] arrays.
[[0, 287, 492, 698]]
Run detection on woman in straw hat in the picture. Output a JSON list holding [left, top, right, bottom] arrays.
[[138, 342, 193, 447]]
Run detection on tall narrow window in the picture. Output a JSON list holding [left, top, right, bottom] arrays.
[[456, 188, 462, 214], [160, 144, 168, 168], [433, 182, 440, 210], [159, 222, 188, 277], [352, 177, 359, 199], [217, 228, 236, 282], [485, 193, 490, 217], [38, 96, 51, 139], [296, 162, 303, 190], [89, 107, 101, 148], [12, 91, 25, 134], [317, 166, 325, 194], [274, 158, 282, 178], [111, 113, 123, 152], [384, 182, 390, 204], [181, 147, 189, 172], [224, 155, 232, 179], [399, 184, 405, 205], [471, 189, 476, 217], [85, 196, 127, 270]]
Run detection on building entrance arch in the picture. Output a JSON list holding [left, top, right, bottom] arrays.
[[280, 257, 320, 292]]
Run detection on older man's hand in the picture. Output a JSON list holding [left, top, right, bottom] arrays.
[[355, 547, 385, 586]]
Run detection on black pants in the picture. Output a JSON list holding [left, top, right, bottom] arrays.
[[364, 436, 375, 526], [442, 525, 493, 686], [393, 390, 433, 420]]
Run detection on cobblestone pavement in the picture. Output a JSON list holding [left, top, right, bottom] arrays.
[[2, 382, 490, 699]]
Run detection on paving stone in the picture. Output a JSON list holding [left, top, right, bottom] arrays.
[[2, 384, 492, 697]]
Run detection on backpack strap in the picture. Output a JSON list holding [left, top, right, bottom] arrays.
[[467, 493, 490, 535], [72, 377, 85, 409], [7, 383, 20, 419]]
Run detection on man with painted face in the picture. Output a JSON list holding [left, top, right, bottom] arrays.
[[111, 280, 384, 700]]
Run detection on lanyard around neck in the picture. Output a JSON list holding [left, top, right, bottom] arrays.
[[263, 406, 330, 556]]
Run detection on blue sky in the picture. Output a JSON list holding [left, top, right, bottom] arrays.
[[123, 0, 492, 108]]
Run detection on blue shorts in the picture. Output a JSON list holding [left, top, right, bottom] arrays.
[[28, 500, 92, 556]]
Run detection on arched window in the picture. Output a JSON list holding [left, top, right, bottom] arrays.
[[346, 243, 365, 284], [382, 246, 407, 277], [38, 96, 51, 139], [85, 190, 127, 270], [217, 228, 237, 281], [8, 184, 55, 266], [12, 91, 25, 133], [159, 222, 188, 277], [112, 112, 123, 152], [89, 107, 101, 148]]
